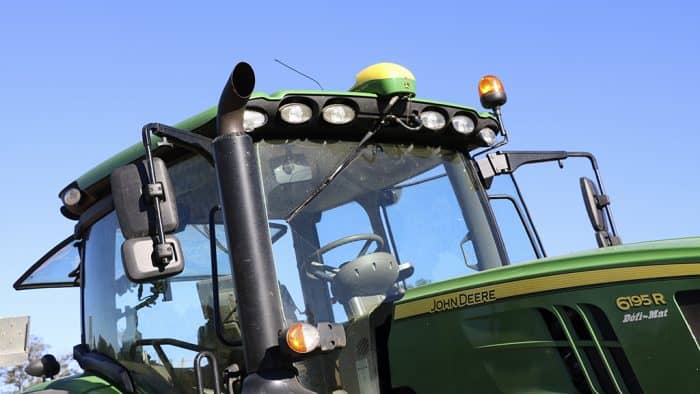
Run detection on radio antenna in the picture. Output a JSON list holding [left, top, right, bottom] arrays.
[[274, 58, 324, 90]]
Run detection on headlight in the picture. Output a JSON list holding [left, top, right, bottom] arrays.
[[322, 104, 355, 125], [420, 111, 446, 130], [477, 127, 497, 146], [451, 115, 475, 135], [279, 103, 313, 124], [243, 109, 267, 131], [62, 187, 81, 206]]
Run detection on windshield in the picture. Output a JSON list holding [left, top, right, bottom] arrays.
[[257, 139, 506, 324]]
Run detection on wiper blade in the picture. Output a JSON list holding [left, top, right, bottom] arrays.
[[392, 173, 447, 190], [286, 95, 403, 221]]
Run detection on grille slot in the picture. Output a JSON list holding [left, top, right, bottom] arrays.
[[609, 347, 644, 394], [585, 304, 618, 341], [582, 346, 617, 393], [582, 304, 642, 394], [676, 290, 700, 346], [538, 308, 591, 393], [539, 307, 567, 341], [547, 304, 642, 394], [563, 306, 592, 340]]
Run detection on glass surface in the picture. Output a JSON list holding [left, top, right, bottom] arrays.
[[82, 139, 506, 392], [257, 139, 506, 325], [19, 237, 80, 288], [83, 157, 237, 392]]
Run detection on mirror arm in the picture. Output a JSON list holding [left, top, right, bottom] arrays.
[[141, 126, 175, 270], [567, 152, 619, 239], [501, 150, 569, 173], [144, 123, 214, 165], [476, 151, 569, 184], [476, 150, 620, 243]]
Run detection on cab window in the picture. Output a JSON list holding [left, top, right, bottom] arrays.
[[82, 155, 237, 392], [14, 236, 80, 290]]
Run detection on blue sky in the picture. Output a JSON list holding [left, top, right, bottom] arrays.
[[1, 1, 698, 357]]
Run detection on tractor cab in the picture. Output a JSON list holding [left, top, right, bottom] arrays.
[[13, 62, 700, 393], [14, 62, 515, 393]]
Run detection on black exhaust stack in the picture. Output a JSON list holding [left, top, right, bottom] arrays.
[[213, 62, 311, 392], [217, 62, 255, 136]]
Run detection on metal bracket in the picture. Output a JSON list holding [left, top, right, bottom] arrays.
[[597, 231, 622, 247], [145, 182, 164, 200], [141, 126, 171, 270], [318, 322, 347, 352], [595, 194, 610, 208], [476, 152, 510, 186], [476, 150, 570, 186], [144, 122, 213, 164]]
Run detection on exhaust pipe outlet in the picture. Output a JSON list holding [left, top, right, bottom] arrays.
[[213, 62, 301, 389], [217, 62, 255, 136]]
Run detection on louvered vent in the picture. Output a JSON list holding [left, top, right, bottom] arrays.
[[540, 304, 642, 394]]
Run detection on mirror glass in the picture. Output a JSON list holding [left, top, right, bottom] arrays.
[[580, 176, 606, 232], [121, 235, 184, 282], [111, 158, 179, 239]]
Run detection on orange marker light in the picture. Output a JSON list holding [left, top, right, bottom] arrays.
[[478, 75, 504, 96], [286, 323, 320, 354], [478, 75, 507, 109]]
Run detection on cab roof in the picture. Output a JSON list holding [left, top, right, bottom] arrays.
[[60, 90, 492, 219]]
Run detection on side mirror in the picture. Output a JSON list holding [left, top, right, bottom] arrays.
[[111, 158, 184, 282], [580, 177, 621, 247], [26, 354, 60, 379], [580, 177, 606, 232], [121, 236, 184, 282], [111, 158, 178, 239]]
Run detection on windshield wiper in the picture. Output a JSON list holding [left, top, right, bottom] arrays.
[[392, 173, 447, 190], [286, 95, 406, 221]]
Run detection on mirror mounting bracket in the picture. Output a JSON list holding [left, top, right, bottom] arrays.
[[476, 150, 621, 251], [143, 122, 214, 165], [141, 126, 175, 270], [476, 151, 569, 186]]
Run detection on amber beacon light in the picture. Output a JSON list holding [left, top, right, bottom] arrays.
[[478, 75, 507, 109]]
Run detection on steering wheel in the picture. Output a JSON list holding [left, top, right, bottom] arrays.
[[306, 234, 384, 281]]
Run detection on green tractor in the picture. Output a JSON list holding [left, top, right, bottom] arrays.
[[11, 61, 700, 393]]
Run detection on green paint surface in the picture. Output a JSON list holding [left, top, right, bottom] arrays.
[[24, 374, 123, 393], [401, 237, 700, 301], [390, 237, 700, 393]]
